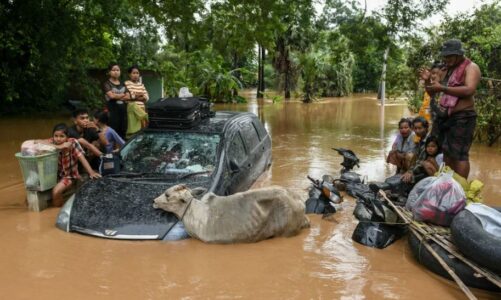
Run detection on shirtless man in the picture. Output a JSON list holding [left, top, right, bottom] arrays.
[[423, 39, 481, 179]]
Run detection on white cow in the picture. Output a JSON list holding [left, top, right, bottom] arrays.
[[153, 184, 310, 243]]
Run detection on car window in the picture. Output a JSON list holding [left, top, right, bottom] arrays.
[[253, 119, 268, 140], [240, 122, 260, 151], [121, 132, 220, 175], [227, 133, 246, 165]]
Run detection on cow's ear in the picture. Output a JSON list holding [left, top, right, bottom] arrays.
[[191, 187, 207, 199]]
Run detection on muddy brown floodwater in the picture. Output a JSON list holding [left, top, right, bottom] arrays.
[[0, 93, 500, 299]]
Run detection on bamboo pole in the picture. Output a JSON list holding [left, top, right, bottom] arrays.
[[379, 190, 501, 289], [379, 190, 407, 220], [410, 228, 478, 300], [414, 221, 501, 287]]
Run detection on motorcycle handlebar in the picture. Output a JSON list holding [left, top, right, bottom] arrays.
[[307, 175, 321, 189]]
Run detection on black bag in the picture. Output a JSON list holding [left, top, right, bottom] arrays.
[[352, 221, 407, 249], [147, 97, 214, 129], [99, 153, 120, 176]]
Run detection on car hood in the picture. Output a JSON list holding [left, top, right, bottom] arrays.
[[69, 175, 212, 239]]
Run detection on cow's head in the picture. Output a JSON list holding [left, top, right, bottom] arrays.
[[153, 184, 206, 217]]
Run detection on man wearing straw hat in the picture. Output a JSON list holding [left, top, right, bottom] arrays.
[[424, 39, 481, 179]]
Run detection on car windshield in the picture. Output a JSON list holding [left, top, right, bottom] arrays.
[[120, 132, 221, 176]]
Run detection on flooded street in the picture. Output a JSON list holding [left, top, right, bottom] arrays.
[[1, 94, 500, 299]]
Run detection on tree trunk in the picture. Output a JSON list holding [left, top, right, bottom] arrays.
[[257, 45, 262, 98], [303, 77, 312, 103], [284, 72, 291, 99], [233, 51, 241, 81], [260, 46, 265, 96], [257, 45, 265, 99], [273, 36, 292, 99], [488, 132, 501, 147], [284, 58, 291, 99]]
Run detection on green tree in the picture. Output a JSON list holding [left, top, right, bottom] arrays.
[[0, 0, 160, 113], [270, 0, 317, 99], [376, 0, 448, 101], [405, 1, 501, 145]]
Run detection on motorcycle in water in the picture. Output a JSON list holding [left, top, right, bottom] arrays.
[[331, 147, 370, 197], [307, 147, 406, 249], [332, 148, 360, 173], [305, 147, 361, 215], [353, 186, 397, 223], [305, 174, 342, 215], [351, 184, 407, 249], [368, 172, 426, 206]]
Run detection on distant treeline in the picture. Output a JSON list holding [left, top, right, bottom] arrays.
[[1, 0, 500, 119]]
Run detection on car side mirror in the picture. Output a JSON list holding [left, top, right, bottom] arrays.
[[229, 159, 240, 174]]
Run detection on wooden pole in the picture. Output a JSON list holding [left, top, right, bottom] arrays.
[[379, 190, 406, 219], [380, 47, 389, 106], [410, 228, 478, 300], [379, 191, 501, 288], [379, 190, 501, 292], [411, 214, 501, 287], [381, 191, 501, 286]]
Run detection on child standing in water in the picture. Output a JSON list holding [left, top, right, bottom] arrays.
[[46, 123, 101, 206]]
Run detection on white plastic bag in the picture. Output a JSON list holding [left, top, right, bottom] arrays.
[[411, 172, 466, 226], [179, 87, 193, 98], [406, 176, 435, 211], [466, 204, 501, 237], [21, 140, 56, 156], [25, 170, 40, 188]]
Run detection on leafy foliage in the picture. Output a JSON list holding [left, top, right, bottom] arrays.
[[475, 92, 501, 146], [0, 0, 497, 118], [406, 1, 501, 144], [0, 0, 153, 113]]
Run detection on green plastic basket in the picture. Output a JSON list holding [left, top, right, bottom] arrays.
[[15, 152, 58, 191]]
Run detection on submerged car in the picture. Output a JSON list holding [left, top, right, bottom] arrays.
[[56, 111, 272, 240]]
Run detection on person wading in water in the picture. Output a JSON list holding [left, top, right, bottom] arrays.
[[422, 39, 481, 179]]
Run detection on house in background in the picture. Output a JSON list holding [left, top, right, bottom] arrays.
[[138, 70, 164, 102]]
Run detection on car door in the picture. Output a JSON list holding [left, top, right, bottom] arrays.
[[222, 130, 250, 195], [239, 120, 266, 183], [250, 118, 272, 172]]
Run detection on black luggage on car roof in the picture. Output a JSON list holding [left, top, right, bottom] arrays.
[[147, 97, 214, 129]]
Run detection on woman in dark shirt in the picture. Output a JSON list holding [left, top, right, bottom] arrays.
[[103, 63, 130, 139]]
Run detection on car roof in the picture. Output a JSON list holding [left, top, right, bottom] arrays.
[[144, 111, 256, 134]]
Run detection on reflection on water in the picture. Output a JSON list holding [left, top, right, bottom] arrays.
[[0, 93, 500, 299]]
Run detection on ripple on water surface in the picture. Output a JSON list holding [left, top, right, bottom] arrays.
[[0, 95, 500, 299]]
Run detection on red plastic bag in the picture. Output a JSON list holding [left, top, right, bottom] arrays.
[[411, 172, 466, 226]]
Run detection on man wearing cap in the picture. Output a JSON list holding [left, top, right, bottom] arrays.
[[424, 39, 481, 179]]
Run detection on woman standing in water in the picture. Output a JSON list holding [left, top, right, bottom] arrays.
[[103, 63, 130, 139], [124, 65, 149, 138]]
